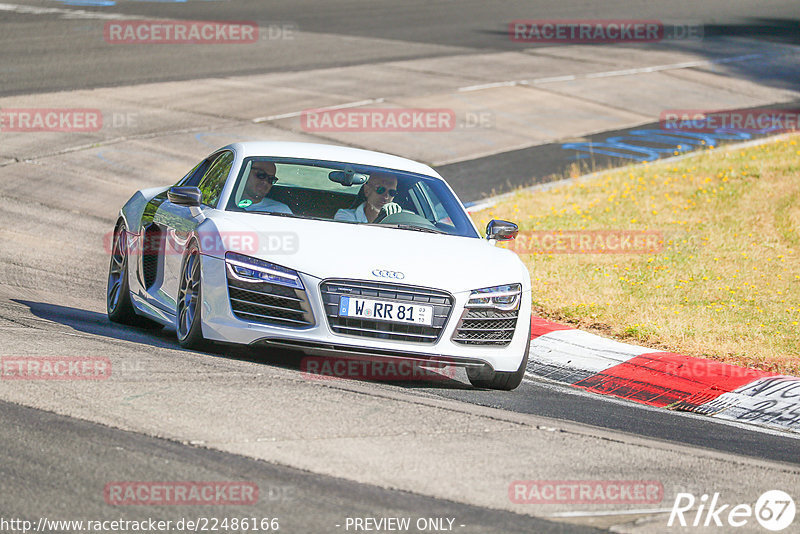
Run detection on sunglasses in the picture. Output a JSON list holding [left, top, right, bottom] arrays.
[[253, 169, 278, 184], [374, 186, 397, 196]]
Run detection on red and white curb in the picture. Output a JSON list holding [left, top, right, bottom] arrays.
[[525, 317, 800, 435]]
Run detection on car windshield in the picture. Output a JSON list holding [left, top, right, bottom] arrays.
[[224, 157, 479, 238]]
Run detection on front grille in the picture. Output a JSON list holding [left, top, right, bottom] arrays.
[[226, 271, 313, 328], [320, 279, 453, 344], [452, 308, 519, 346]]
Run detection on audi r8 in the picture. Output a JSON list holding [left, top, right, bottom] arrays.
[[106, 142, 531, 389]]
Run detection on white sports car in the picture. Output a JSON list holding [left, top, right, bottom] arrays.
[[107, 142, 531, 390]]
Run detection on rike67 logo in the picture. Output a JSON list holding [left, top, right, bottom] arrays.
[[669, 490, 795, 531]]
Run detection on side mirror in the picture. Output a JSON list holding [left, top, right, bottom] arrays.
[[167, 186, 202, 206], [486, 219, 518, 241]]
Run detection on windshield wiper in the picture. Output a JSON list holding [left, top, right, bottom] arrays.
[[250, 212, 327, 221], [381, 223, 447, 234]]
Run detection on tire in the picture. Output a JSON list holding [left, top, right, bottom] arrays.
[[107, 222, 161, 329], [466, 324, 531, 391], [176, 244, 209, 350]]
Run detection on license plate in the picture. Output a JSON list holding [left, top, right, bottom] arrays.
[[338, 296, 433, 326]]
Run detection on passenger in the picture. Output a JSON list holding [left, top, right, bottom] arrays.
[[240, 161, 292, 214], [334, 173, 401, 223]]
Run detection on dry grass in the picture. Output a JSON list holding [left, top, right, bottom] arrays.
[[471, 135, 800, 375]]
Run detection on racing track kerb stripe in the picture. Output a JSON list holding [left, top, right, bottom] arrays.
[[525, 315, 799, 433], [530, 316, 574, 339], [527, 317, 647, 384], [527, 316, 773, 406], [573, 352, 774, 409]]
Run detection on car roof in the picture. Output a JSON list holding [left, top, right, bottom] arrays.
[[224, 141, 443, 179]]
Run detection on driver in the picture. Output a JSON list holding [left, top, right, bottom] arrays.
[[334, 173, 401, 223], [240, 161, 292, 214]]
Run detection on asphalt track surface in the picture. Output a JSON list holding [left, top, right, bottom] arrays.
[[1, 0, 799, 96], [15, 297, 800, 465], [2, 1, 800, 532], [1, 399, 587, 534], [438, 118, 795, 202]]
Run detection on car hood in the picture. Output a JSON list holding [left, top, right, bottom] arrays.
[[204, 212, 530, 294]]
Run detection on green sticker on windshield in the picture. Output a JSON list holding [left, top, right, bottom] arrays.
[[238, 199, 253, 208]]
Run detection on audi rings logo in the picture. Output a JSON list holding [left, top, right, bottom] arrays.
[[372, 269, 405, 280]]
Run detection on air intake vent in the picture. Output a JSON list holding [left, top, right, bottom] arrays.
[[141, 224, 162, 289], [227, 274, 313, 328], [452, 308, 518, 346]]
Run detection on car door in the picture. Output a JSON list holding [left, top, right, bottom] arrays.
[[158, 150, 235, 308], [135, 151, 228, 313], [135, 156, 214, 310]]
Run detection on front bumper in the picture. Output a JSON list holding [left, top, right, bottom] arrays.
[[199, 255, 531, 373]]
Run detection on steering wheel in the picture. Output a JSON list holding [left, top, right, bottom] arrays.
[[373, 205, 393, 224], [376, 211, 439, 230]]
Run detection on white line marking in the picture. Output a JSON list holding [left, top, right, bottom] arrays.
[[457, 52, 768, 92], [312, 98, 385, 111], [458, 81, 519, 92], [582, 54, 765, 79], [252, 98, 385, 123], [549, 508, 674, 518], [0, 2, 132, 20], [249, 52, 775, 130], [252, 110, 304, 122], [524, 75, 577, 84]]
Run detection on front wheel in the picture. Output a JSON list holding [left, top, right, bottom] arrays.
[[466, 325, 530, 391], [176, 245, 209, 350]]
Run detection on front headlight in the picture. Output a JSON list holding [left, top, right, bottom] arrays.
[[467, 283, 522, 311], [225, 252, 304, 290]]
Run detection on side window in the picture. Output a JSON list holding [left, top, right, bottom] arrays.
[[409, 182, 435, 220], [197, 151, 234, 207], [177, 157, 213, 187], [414, 182, 453, 226]]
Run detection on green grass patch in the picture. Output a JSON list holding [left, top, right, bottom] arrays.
[[472, 135, 800, 375]]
